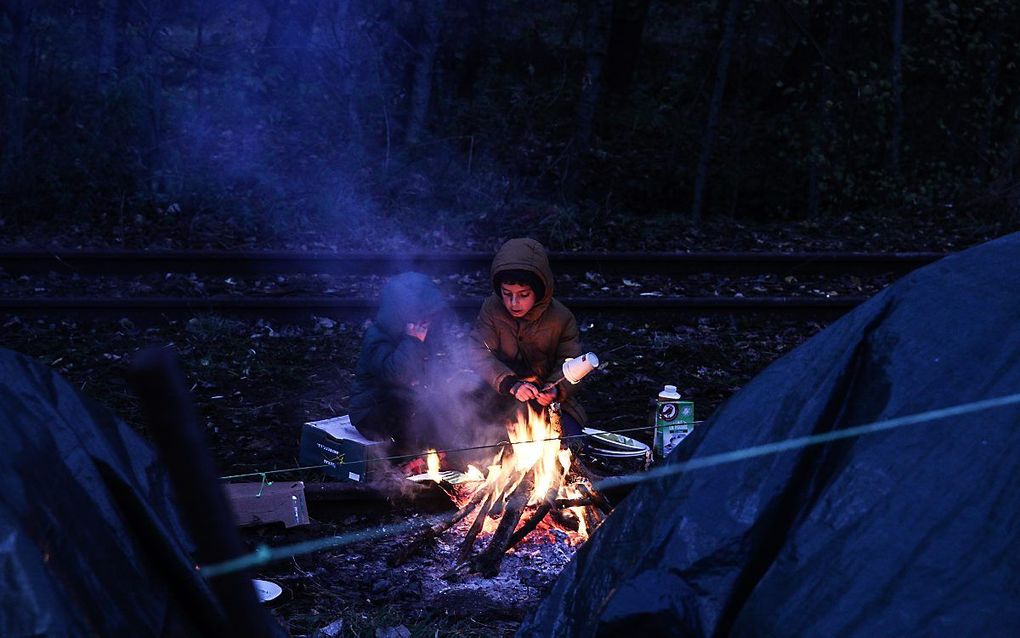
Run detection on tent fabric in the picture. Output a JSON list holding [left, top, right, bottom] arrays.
[[0, 348, 221, 636], [518, 232, 1020, 637]]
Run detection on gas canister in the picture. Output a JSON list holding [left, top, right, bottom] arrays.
[[653, 385, 695, 458]]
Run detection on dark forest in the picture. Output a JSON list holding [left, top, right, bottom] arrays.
[[3, 0, 1019, 247], [2, 2, 1020, 637]]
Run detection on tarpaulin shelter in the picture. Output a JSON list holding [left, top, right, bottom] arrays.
[[519, 232, 1020, 636], [0, 347, 250, 636]]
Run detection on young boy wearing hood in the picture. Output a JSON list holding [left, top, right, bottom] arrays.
[[468, 238, 587, 435], [349, 272, 449, 456]]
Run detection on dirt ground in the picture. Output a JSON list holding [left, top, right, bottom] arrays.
[[1, 211, 1013, 636], [1, 306, 827, 635]]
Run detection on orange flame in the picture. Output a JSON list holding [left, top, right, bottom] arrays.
[[455, 406, 596, 544], [426, 449, 441, 483]]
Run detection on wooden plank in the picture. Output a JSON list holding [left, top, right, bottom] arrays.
[[224, 481, 309, 529]]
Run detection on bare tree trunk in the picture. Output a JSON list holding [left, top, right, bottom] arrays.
[[978, 26, 1003, 182], [997, 97, 1020, 220], [691, 0, 742, 225], [2, 0, 33, 184], [131, 3, 167, 194], [808, 2, 844, 218], [260, 0, 321, 81], [887, 0, 904, 177], [604, 0, 651, 97], [454, 0, 489, 101], [97, 0, 118, 85], [405, 0, 445, 146], [563, 0, 610, 199], [574, 0, 610, 156], [145, 41, 163, 194], [329, 0, 364, 146], [1002, 101, 1020, 180], [726, 116, 747, 218], [193, 7, 206, 110]]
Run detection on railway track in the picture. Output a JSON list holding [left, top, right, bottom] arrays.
[[0, 295, 868, 320], [0, 249, 945, 277], [0, 248, 944, 320]]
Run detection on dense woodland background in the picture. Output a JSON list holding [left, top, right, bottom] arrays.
[[3, 3, 1019, 634], [2, 0, 1019, 249]]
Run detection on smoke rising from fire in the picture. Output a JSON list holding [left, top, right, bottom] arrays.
[[406, 306, 511, 468]]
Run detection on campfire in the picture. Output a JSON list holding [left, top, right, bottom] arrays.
[[393, 405, 611, 577]]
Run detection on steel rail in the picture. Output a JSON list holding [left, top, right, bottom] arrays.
[[0, 249, 945, 277], [0, 295, 869, 320]]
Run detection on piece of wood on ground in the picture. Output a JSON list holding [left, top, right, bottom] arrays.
[[224, 481, 309, 528]]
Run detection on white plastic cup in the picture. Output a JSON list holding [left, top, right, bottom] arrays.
[[562, 352, 600, 384]]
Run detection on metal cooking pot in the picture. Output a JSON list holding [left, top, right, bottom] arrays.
[[580, 428, 651, 474]]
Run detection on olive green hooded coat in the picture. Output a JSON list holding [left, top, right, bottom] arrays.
[[468, 238, 587, 427]]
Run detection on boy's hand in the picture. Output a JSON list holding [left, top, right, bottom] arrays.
[[511, 381, 540, 402], [536, 383, 558, 406], [405, 322, 429, 342]]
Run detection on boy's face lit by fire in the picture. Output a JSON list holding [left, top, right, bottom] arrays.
[[404, 318, 431, 342], [500, 283, 536, 318]]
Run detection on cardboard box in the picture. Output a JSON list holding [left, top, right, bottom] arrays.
[[224, 481, 309, 528], [298, 415, 386, 483]]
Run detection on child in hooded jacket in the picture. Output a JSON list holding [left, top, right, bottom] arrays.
[[349, 272, 449, 456], [468, 238, 587, 435]]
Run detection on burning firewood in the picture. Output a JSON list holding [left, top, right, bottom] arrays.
[[442, 484, 509, 581], [472, 469, 536, 577], [397, 405, 613, 577], [553, 496, 595, 509], [548, 506, 580, 532], [582, 503, 603, 533], [506, 484, 560, 552], [487, 491, 507, 519], [504, 448, 569, 553], [576, 482, 613, 517], [457, 475, 509, 562], [388, 486, 488, 567]]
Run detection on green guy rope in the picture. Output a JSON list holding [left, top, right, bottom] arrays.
[[200, 511, 458, 578], [217, 422, 705, 482], [201, 392, 1020, 578], [596, 392, 1020, 490]]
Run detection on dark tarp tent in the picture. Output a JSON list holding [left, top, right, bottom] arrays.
[[519, 232, 1020, 637], [0, 347, 230, 636]]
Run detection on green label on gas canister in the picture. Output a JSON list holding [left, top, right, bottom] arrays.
[[654, 400, 694, 458]]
